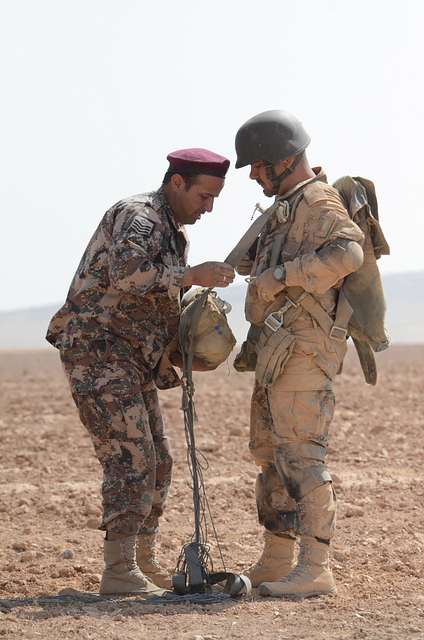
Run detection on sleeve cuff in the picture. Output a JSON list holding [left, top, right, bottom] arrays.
[[166, 265, 188, 299], [284, 259, 303, 287]]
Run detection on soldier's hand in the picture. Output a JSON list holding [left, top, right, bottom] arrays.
[[236, 255, 253, 276], [255, 267, 286, 302], [183, 262, 235, 288]]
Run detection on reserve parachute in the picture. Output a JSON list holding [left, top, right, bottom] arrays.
[[175, 287, 236, 371]]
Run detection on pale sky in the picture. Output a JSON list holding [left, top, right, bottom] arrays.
[[1, 0, 423, 311]]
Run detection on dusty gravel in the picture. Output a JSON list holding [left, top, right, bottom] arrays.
[[0, 345, 423, 639]]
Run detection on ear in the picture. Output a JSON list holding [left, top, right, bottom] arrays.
[[171, 173, 184, 190], [274, 156, 295, 175]]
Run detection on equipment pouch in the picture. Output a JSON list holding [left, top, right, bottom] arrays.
[[245, 282, 286, 325], [255, 326, 296, 388]]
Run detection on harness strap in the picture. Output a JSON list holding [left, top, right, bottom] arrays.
[[224, 193, 304, 269], [224, 209, 272, 268], [331, 288, 354, 341], [263, 285, 354, 342]]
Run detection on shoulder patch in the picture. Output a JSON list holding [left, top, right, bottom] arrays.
[[129, 214, 155, 238]]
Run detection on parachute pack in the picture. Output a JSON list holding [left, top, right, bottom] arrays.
[[333, 176, 390, 383]]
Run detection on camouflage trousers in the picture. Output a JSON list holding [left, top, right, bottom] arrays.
[[61, 338, 173, 536], [250, 380, 336, 541]]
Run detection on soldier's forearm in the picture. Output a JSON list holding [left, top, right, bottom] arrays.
[[109, 239, 188, 299], [284, 240, 364, 295]]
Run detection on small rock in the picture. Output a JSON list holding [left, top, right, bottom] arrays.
[[52, 566, 75, 578], [113, 614, 126, 622], [62, 549, 74, 559], [84, 504, 101, 516], [86, 518, 101, 530], [344, 504, 364, 518], [73, 564, 85, 573], [370, 425, 385, 434], [200, 441, 218, 453], [12, 542, 28, 552], [333, 548, 349, 562], [85, 573, 101, 584], [59, 587, 83, 596], [20, 551, 37, 562], [388, 560, 404, 571]]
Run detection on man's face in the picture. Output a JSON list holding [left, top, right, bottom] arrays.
[[172, 174, 225, 225], [249, 161, 276, 197]]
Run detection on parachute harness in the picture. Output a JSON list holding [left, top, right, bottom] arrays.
[[173, 288, 251, 597]]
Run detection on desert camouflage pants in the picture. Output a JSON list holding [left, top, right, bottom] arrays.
[[250, 380, 336, 541], [61, 339, 173, 536]]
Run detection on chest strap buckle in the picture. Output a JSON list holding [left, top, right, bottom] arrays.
[[329, 325, 348, 342], [264, 296, 298, 332]]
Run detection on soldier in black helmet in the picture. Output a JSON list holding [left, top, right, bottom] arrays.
[[234, 110, 364, 598]]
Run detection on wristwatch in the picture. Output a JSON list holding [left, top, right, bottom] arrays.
[[273, 265, 286, 283]]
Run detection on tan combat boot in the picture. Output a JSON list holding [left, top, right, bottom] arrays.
[[244, 531, 296, 587], [258, 535, 336, 598], [136, 532, 172, 589], [100, 535, 166, 596]]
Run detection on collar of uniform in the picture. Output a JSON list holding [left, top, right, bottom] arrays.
[[278, 167, 327, 202], [153, 186, 184, 232]]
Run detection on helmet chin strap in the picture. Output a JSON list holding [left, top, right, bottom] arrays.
[[265, 153, 304, 194]]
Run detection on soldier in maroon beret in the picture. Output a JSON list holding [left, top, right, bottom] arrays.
[[163, 147, 230, 227], [46, 147, 234, 596]]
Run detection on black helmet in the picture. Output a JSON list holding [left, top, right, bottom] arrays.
[[235, 110, 310, 169]]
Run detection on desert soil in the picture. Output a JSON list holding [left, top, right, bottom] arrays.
[[0, 345, 423, 639]]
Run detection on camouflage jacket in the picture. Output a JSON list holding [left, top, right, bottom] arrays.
[[248, 168, 365, 388], [46, 187, 189, 386]]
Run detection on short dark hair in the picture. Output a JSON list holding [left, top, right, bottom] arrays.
[[162, 170, 198, 189]]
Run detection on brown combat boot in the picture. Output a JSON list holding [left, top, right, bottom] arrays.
[[258, 535, 336, 598], [99, 535, 166, 596], [244, 531, 296, 587], [136, 532, 172, 589]]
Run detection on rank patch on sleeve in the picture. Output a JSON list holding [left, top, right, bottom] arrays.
[[130, 215, 154, 237]]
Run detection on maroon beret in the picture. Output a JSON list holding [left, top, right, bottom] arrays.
[[166, 148, 230, 178]]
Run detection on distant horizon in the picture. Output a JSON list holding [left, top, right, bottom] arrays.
[[1, 270, 423, 348], [1, 268, 424, 315]]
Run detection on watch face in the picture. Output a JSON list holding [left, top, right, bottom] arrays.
[[274, 266, 284, 281]]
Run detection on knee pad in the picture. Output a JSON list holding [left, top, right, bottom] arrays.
[[256, 466, 297, 534], [274, 441, 332, 501]]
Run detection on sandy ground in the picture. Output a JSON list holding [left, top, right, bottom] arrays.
[[0, 345, 423, 639]]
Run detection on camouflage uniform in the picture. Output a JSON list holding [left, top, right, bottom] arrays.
[[247, 169, 364, 541], [47, 187, 188, 535]]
